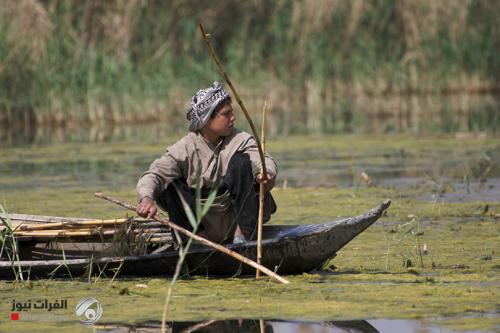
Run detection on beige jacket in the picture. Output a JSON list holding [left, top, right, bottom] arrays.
[[136, 129, 277, 242], [137, 128, 278, 202]]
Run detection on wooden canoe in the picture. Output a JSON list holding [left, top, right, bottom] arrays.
[[0, 200, 390, 279]]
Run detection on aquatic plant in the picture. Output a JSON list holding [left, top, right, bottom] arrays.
[[383, 215, 425, 270], [0, 204, 23, 282], [161, 178, 217, 333], [48, 245, 73, 280]]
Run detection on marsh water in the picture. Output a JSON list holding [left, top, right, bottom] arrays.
[[0, 127, 499, 332]]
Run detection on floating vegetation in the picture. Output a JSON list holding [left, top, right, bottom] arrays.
[[0, 135, 498, 332]]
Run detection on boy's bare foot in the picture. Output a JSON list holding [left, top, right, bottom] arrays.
[[233, 225, 246, 244]]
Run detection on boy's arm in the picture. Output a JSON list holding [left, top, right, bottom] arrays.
[[136, 149, 185, 217]]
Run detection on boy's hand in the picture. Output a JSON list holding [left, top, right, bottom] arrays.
[[256, 172, 275, 192], [137, 197, 157, 218]]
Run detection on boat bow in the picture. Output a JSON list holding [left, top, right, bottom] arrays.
[[274, 199, 391, 252]]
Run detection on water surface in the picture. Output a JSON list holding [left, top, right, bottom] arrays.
[[1, 134, 498, 332]]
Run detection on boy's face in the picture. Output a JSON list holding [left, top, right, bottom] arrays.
[[204, 101, 235, 137]]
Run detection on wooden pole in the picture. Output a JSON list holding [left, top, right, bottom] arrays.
[[198, 23, 272, 279], [18, 218, 134, 231], [198, 24, 267, 178], [94, 192, 290, 284], [14, 229, 117, 237], [14, 227, 167, 236], [256, 101, 267, 278]]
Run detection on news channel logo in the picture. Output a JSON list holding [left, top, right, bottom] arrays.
[[75, 297, 103, 324]]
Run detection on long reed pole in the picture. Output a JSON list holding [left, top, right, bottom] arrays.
[[198, 24, 267, 177], [199, 23, 269, 278], [94, 192, 289, 284], [18, 218, 133, 231], [256, 101, 267, 278]]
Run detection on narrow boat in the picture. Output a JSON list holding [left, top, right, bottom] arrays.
[[0, 200, 390, 279]]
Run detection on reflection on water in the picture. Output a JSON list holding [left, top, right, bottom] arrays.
[[0, 123, 187, 148], [95, 319, 460, 333], [1, 93, 499, 147]]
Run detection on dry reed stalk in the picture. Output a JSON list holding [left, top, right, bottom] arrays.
[[15, 229, 98, 235], [95, 192, 290, 284], [256, 101, 267, 279], [199, 24, 275, 279], [145, 237, 172, 244], [14, 227, 167, 235], [198, 23, 267, 177], [342, 0, 364, 54], [2, 0, 53, 66], [14, 229, 171, 244], [360, 172, 375, 187], [14, 229, 116, 238], [259, 320, 265, 333], [18, 218, 134, 231], [179, 319, 218, 333]]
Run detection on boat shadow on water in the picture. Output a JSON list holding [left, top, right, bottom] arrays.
[[95, 319, 380, 333]]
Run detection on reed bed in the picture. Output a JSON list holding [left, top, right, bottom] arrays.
[[0, 0, 499, 134]]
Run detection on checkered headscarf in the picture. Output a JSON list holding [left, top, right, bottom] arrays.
[[186, 81, 231, 132]]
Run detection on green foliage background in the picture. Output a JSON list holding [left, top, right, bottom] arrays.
[[1, 0, 499, 133]]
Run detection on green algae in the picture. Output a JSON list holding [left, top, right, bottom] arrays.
[[0, 271, 497, 331], [0, 134, 499, 332]]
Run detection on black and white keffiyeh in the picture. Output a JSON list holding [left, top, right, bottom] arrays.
[[186, 81, 231, 132]]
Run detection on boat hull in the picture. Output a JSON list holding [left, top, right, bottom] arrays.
[[0, 200, 390, 279]]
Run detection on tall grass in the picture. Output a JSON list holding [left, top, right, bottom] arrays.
[[0, 204, 24, 281], [161, 180, 216, 333], [0, 0, 499, 134]]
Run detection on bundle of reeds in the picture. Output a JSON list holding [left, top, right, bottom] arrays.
[[1, 214, 172, 245]]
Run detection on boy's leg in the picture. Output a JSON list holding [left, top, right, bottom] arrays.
[[156, 179, 199, 232], [223, 152, 276, 240]]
